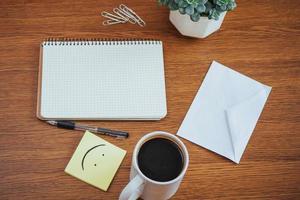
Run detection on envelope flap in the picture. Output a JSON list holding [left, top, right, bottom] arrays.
[[225, 86, 271, 163]]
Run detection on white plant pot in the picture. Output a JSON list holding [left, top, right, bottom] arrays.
[[169, 10, 227, 38]]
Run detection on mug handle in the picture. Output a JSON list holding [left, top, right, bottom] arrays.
[[119, 174, 145, 200]]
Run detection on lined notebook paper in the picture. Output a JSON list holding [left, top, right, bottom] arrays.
[[37, 39, 167, 120]]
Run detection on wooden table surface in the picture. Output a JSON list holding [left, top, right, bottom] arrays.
[[1, 0, 299, 199]]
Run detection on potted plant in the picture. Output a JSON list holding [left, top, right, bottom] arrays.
[[158, 0, 237, 38]]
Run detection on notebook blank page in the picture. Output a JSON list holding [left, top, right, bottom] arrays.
[[40, 42, 166, 119]]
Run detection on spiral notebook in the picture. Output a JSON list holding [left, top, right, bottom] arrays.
[[37, 39, 167, 120]]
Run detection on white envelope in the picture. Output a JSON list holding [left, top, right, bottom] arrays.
[[177, 61, 272, 163]]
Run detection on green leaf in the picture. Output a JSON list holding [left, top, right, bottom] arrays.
[[215, 4, 226, 11], [179, 7, 186, 14], [168, 0, 180, 10], [178, 0, 189, 8], [186, 0, 199, 6], [227, 1, 237, 10], [196, 3, 206, 13], [208, 8, 220, 20], [185, 5, 195, 15], [190, 12, 201, 22], [198, 0, 208, 3], [215, 0, 230, 6], [204, 1, 213, 14]]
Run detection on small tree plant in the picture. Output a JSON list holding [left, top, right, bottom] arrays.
[[158, 0, 237, 22]]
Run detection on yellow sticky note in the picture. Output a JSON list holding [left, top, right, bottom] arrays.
[[65, 131, 126, 191]]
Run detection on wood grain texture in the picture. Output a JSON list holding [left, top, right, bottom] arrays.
[[0, 0, 299, 199]]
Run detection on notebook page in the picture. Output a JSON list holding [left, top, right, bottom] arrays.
[[40, 41, 167, 119]]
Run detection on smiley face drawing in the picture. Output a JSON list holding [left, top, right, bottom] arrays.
[[81, 144, 106, 171], [65, 131, 126, 191]]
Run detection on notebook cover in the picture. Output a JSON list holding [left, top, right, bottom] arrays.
[[37, 39, 167, 120]]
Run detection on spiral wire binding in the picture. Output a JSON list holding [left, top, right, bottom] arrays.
[[42, 38, 161, 46]]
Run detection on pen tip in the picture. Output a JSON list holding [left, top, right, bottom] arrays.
[[46, 120, 57, 126]]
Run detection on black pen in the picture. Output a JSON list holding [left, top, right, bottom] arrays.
[[46, 120, 129, 139]]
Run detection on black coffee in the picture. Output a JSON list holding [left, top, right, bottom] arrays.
[[137, 138, 184, 182]]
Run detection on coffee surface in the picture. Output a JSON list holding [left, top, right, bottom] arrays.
[[137, 138, 184, 182]]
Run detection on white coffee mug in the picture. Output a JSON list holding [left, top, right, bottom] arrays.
[[119, 131, 189, 200]]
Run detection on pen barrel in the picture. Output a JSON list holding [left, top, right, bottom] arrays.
[[97, 128, 129, 138], [57, 121, 75, 129], [50, 120, 129, 138]]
